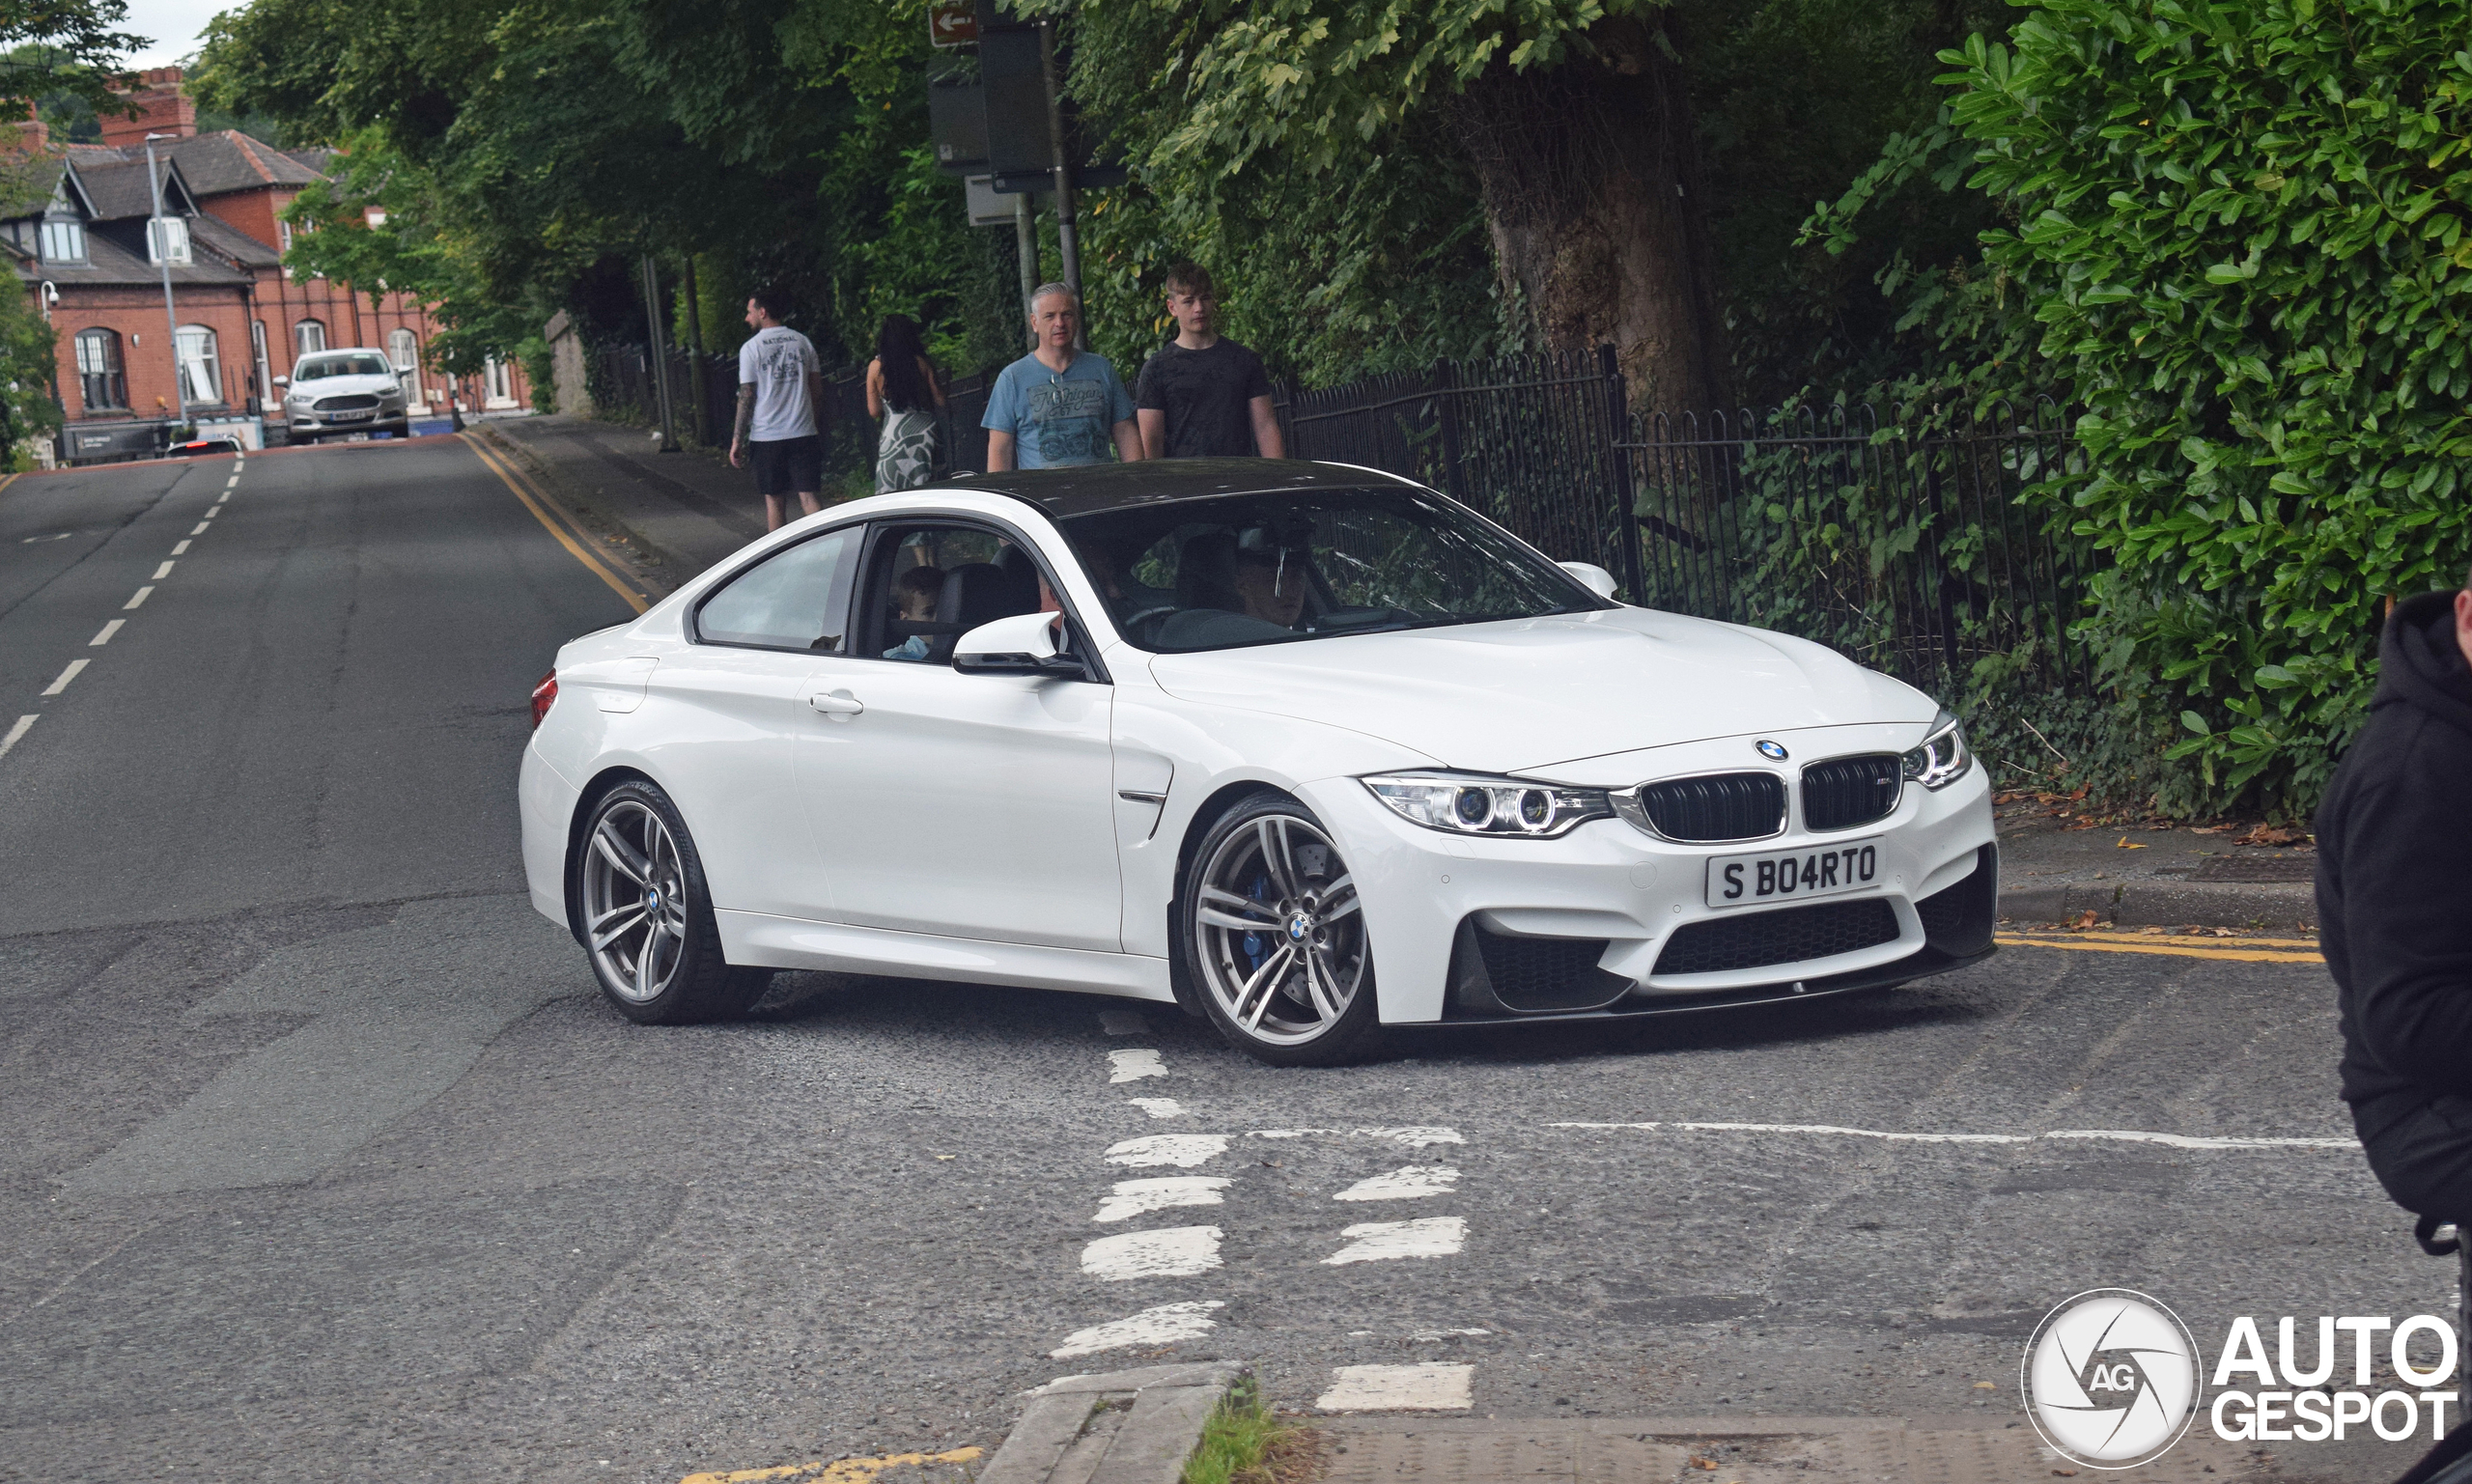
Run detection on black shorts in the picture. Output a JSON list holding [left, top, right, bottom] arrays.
[[749, 434, 824, 497]]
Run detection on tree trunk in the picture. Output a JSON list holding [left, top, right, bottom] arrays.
[[1452, 14, 1725, 411]]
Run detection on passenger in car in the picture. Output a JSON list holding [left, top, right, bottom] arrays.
[[883, 566, 945, 660], [1229, 538, 1310, 629]]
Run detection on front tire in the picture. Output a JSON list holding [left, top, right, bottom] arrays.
[[574, 780, 771, 1024], [1176, 793, 1379, 1066]]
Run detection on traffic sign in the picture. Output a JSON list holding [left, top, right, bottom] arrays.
[[929, 1, 977, 47]]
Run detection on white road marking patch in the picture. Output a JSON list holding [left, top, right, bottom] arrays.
[[40, 659, 89, 696], [1315, 1362, 1475, 1413], [170, 540, 190, 554], [0, 714, 37, 761], [1050, 1301, 1224, 1359], [188, 521, 209, 535], [1108, 1049, 1168, 1082], [1334, 1166, 1460, 1201], [89, 619, 125, 646], [153, 561, 175, 579], [1125, 1098, 1184, 1120], [225, 474, 239, 487], [1548, 1121, 2358, 1150], [123, 586, 153, 609], [1247, 1127, 1466, 1147], [1099, 1009, 1151, 1036], [201, 506, 217, 519], [1105, 1134, 1228, 1168], [1082, 1225, 1222, 1280], [1409, 1328, 1494, 1340], [1322, 1217, 1468, 1265], [1094, 1176, 1230, 1223]]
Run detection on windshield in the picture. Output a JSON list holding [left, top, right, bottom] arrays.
[[1055, 487, 1606, 653], [295, 353, 392, 380]]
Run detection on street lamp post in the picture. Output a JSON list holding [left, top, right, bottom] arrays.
[[144, 133, 187, 439]]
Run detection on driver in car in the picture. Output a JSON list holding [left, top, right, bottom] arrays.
[[1228, 526, 1312, 629]]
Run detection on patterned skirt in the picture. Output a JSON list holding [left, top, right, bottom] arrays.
[[875, 407, 939, 493]]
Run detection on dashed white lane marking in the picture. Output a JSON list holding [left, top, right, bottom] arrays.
[[123, 586, 153, 609], [1548, 1121, 2359, 1150], [1322, 1217, 1467, 1265], [0, 714, 37, 760], [201, 506, 217, 519], [170, 539, 190, 554], [1250, 1127, 1465, 1147], [1410, 1328, 1494, 1340], [188, 521, 210, 536], [152, 561, 175, 579], [39, 659, 89, 696], [1125, 1098, 1183, 1119], [88, 620, 124, 646], [1316, 1363, 1475, 1413], [1051, 1301, 1225, 1359], [215, 490, 231, 504], [225, 474, 239, 488], [1099, 1010, 1150, 1036], [1104, 1134, 1227, 1168], [1081, 1224, 1222, 1280], [1108, 1049, 1168, 1082], [1334, 1165, 1460, 1201], [1094, 1176, 1229, 1223]]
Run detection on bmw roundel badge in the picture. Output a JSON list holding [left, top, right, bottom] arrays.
[[1756, 740, 1789, 761]]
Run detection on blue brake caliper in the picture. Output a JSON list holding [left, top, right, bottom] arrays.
[[1238, 869, 1274, 972]]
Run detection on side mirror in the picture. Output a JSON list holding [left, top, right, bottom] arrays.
[[272, 376, 289, 387], [1559, 561, 1619, 601], [952, 611, 1085, 678]]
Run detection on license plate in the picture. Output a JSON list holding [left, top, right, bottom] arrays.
[[1705, 838, 1883, 909]]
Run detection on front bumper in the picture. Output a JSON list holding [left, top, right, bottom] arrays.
[[1297, 736, 1998, 1025]]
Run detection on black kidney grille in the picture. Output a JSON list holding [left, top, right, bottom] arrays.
[[1636, 772, 1786, 843], [1801, 754, 1904, 831], [1652, 898, 1901, 976]]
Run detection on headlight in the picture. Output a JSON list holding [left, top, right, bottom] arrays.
[[1900, 710, 1973, 791], [1362, 771, 1613, 838]]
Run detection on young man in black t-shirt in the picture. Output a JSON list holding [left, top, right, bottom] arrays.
[[1135, 264, 1286, 460]]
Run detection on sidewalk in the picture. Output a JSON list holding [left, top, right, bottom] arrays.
[[477, 415, 2318, 936]]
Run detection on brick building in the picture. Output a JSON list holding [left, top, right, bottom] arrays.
[[4, 69, 529, 462]]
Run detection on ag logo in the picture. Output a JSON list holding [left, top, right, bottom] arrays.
[[2022, 1289, 2201, 1469]]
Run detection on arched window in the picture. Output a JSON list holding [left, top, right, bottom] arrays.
[[73, 328, 125, 411], [294, 319, 325, 364], [387, 328, 422, 404], [175, 325, 221, 406]]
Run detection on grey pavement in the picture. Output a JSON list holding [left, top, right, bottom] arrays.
[[0, 434, 2414, 1484]]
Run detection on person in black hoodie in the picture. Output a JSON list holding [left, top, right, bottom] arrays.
[[2318, 577, 2472, 1484], [2320, 576, 2472, 1214]]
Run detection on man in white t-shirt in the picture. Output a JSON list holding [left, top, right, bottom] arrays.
[[728, 290, 827, 531]]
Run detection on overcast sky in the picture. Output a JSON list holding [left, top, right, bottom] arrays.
[[124, 0, 225, 69]]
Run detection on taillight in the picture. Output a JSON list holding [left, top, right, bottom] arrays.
[[530, 669, 558, 729]]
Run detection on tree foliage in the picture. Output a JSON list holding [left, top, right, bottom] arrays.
[[1927, 0, 2472, 814]]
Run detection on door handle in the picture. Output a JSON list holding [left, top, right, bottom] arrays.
[[807, 689, 864, 718]]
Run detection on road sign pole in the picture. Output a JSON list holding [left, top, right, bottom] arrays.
[[1037, 18, 1082, 347], [1015, 192, 1040, 348]]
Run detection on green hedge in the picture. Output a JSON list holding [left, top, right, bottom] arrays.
[[1945, 0, 2472, 816]]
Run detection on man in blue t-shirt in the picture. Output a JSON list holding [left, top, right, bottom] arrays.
[[983, 284, 1142, 470]]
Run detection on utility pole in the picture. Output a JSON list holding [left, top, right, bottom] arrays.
[[1014, 192, 1039, 347], [641, 253, 680, 453], [144, 134, 187, 436], [1036, 19, 1082, 348]]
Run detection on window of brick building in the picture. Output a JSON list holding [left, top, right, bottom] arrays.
[[176, 325, 221, 406], [387, 328, 421, 403], [294, 319, 324, 365], [40, 220, 86, 263], [74, 329, 126, 411]]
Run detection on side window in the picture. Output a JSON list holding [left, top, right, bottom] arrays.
[[867, 523, 1044, 664], [694, 529, 858, 652]]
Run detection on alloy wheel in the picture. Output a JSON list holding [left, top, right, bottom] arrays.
[[1192, 812, 1366, 1046], [582, 798, 691, 1003]]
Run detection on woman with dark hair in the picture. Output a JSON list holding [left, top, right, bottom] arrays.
[[866, 314, 946, 492]]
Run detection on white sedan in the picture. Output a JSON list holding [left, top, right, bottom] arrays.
[[518, 461, 1996, 1065]]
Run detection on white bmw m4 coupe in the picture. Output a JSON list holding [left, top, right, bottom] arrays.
[[519, 460, 1997, 1065]]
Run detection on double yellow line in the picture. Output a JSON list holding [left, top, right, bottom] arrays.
[[461, 432, 653, 613], [1997, 929, 2322, 965]]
